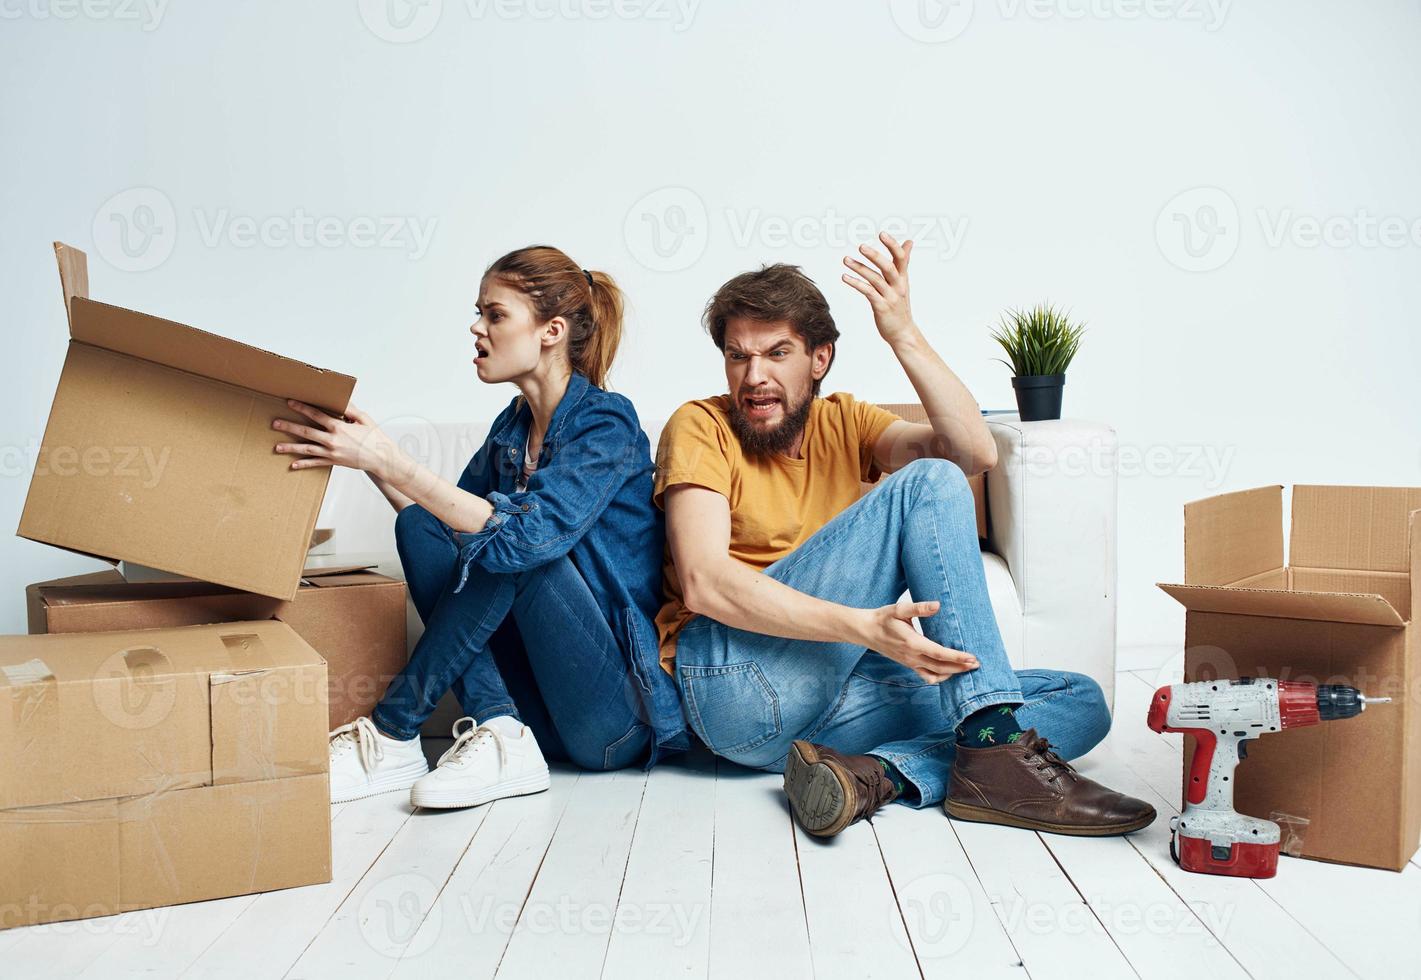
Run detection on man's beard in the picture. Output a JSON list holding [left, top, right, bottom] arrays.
[[729, 385, 815, 458]]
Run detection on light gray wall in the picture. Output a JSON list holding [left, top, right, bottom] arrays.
[[2, 0, 1418, 644]]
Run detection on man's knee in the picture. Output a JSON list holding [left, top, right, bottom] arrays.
[[891, 457, 971, 502]]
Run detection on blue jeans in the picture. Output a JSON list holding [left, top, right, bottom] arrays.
[[673, 458, 1112, 807], [371, 504, 652, 771]]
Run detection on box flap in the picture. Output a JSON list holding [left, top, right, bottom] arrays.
[[68, 297, 355, 413], [1183, 485, 1284, 586], [1157, 582, 1406, 628], [1290, 485, 1421, 574], [53, 241, 90, 322]]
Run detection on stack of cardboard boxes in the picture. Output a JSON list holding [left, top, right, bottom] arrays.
[[1, 244, 409, 930]]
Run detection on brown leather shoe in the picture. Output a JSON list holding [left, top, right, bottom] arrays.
[[944, 728, 1155, 836], [783, 740, 900, 837]]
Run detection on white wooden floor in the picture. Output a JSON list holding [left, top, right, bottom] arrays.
[[6, 650, 1419, 980]]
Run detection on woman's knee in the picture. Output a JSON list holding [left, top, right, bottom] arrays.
[[394, 502, 441, 549]]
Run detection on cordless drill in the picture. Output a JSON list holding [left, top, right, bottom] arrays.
[[1147, 677, 1391, 878]]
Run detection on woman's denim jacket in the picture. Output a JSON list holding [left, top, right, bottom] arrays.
[[450, 371, 687, 765]]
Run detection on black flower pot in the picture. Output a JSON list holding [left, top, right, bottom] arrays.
[[1011, 374, 1065, 421]]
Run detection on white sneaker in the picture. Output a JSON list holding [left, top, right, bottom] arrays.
[[409, 716, 550, 809], [328, 716, 430, 803]]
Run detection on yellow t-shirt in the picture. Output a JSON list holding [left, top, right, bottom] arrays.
[[652, 392, 901, 673]]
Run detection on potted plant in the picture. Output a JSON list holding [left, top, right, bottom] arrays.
[[989, 303, 1085, 421]]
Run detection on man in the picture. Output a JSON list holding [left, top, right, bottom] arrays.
[[654, 233, 1154, 838]]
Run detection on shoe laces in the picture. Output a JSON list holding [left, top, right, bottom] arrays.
[[329, 716, 385, 773], [437, 716, 508, 771], [1023, 732, 1079, 782]]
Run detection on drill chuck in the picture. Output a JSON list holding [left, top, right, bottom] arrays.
[[1316, 684, 1391, 721]]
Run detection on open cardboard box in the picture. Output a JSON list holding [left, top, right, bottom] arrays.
[[1158, 484, 1421, 871], [0, 621, 331, 929], [27, 558, 407, 730], [17, 243, 356, 600]]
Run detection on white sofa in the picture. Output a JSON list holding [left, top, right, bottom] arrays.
[[317, 413, 1119, 732]]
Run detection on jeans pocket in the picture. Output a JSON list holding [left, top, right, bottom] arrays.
[[678, 661, 782, 759], [603, 721, 651, 770]]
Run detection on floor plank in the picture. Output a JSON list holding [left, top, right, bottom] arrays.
[[704, 764, 813, 980], [872, 804, 1027, 979], [599, 751, 716, 980], [286, 792, 492, 978], [794, 814, 920, 979], [949, 817, 1136, 980], [386, 768, 581, 980], [492, 768, 649, 980]]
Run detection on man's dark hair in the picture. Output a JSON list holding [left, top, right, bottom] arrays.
[[703, 264, 839, 395]]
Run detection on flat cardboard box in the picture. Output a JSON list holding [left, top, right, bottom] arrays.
[[1158, 484, 1421, 871], [0, 621, 331, 929], [17, 243, 356, 600], [27, 563, 407, 730]]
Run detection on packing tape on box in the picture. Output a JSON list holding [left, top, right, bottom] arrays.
[[1, 659, 55, 687], [3, 659, 57, 734], [1270, 810, 1311, 857]]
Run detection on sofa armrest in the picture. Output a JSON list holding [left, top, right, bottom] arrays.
[[985, 415, 1118, 712]]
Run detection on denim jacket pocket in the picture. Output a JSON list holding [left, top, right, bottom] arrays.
[[677, 661, 782, 759]]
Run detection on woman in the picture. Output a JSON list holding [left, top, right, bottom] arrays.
[[275, 246, 686, 807]]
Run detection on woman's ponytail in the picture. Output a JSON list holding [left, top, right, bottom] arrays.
[[483, 246, 626, 390]]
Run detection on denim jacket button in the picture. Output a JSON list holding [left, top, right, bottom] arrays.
[[521, 504, 530, 512]]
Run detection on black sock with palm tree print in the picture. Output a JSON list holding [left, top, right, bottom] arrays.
[[955, 703, 1025, 748]]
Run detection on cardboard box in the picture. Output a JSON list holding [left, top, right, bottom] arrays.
[[17, 243, 356, 600], [27, 563, 407, 730], [1158, 484, 1421, 871], [0, 621, 332, 929]]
